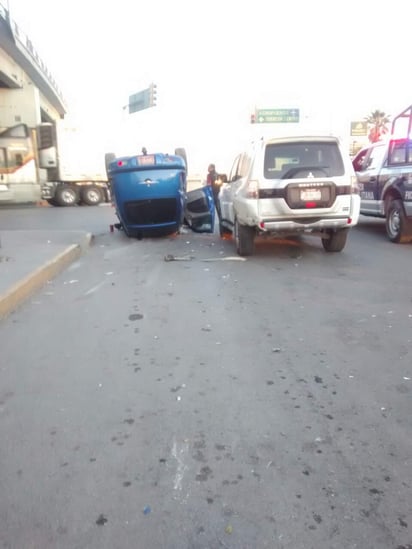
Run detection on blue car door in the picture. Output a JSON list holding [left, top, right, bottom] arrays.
[[184, 185, 215, 233]]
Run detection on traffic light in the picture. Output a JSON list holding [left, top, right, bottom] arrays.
[[149, 83, 157, 107]]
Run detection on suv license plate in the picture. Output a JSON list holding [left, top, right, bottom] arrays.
[[300, 189, 322, 201]]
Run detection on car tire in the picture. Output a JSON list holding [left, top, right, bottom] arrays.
[[105, 152, 116, 176], [175, 148, 188, 172], [385, 198, 412, 243], [321, 228, 348, 252], [54, 185, 79, 207], [235, 218, 255, 256], [81, 186, 103, 206]]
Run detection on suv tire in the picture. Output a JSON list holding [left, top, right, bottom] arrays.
[[235, 218, 255, 256], [322, 228, 348, 252], [386, 198, 412, 243]]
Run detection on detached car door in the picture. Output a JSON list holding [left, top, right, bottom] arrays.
[[184, 185, 215, 233]]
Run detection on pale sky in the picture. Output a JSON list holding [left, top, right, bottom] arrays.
[[5, 0, 412, 174]]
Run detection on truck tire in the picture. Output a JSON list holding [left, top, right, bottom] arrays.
[[54, 185, 80, 207], [321, 228, 348, 252], [81, 186, 103, 206], [235, 218, 255, 256], [385, 198, 412, 243]]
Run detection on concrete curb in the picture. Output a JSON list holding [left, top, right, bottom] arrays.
[[0, 233, 93, 320]]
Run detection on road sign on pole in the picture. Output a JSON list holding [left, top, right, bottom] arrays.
[[127, 83, 157, 114], [128, 89, 150, 114], [256, 108, 300, 123], [350, 121, 367, 136]]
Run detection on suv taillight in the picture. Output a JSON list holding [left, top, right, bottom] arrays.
[[246, 179, 259, 198]]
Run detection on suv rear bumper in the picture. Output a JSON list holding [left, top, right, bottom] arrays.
[[236, 194, 360, 232], [259, 216, 354, 233]]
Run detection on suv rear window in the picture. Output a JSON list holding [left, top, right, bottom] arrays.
[[264, 141, 345, 179]]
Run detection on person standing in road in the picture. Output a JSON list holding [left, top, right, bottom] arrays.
[[206, 163, 222, 221]]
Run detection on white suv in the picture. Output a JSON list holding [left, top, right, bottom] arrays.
[[218, 135, 360, 256]]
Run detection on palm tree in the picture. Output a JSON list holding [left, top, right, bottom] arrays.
[[364, 110, 391, 143]]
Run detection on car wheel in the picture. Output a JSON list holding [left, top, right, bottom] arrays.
[[175, 148, 188, 172], [321, 228, 348, 252], [105, 152, 116, 176], [235, 218, 255, 256], [54, 185, 79, 207], [386, 198, 412, 243], [81, 186, 103, 206]]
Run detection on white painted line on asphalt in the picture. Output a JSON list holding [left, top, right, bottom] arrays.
[[84, 281, 106, 296], [172, 438, 189, 491]]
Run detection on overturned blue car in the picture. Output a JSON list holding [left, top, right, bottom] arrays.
[[106, 149, 215, 238]]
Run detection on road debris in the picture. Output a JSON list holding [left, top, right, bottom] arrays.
[[96, 514, 108, 525], [202, 256, 246, 262], [164, 254, 195, 262]]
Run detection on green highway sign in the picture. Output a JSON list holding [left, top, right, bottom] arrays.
[[256, 108, 300, 123], [128, 88, 150, 114]]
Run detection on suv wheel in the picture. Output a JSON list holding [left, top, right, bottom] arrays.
[[235, 218, 255, 256], [321, 228, 348, 252], [386, 198, 412, 243]]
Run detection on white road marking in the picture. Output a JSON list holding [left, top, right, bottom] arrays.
[[172, 438, 189, 491], [84, 281, 106, 295]]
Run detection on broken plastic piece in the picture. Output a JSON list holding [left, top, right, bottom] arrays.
[[164, 254, 194, 262]]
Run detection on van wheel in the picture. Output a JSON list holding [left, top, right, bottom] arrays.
[[54, 185, 79, 207], [81, 186, 103, 206], [321, 228, 348, 252], [235, 218, 254, 256], [386, 199, 412, 243]]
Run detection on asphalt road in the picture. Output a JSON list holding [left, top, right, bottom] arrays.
[[1, 207, 411, 549], [0, 203, 115, 235]]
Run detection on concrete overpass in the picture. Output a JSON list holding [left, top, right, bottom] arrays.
[[0, 1, 67, 130]]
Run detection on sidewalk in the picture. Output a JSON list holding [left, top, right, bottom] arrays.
[[0, 229, 93, 320]]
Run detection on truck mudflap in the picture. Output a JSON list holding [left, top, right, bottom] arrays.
[[41, 182, 54, 199]]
